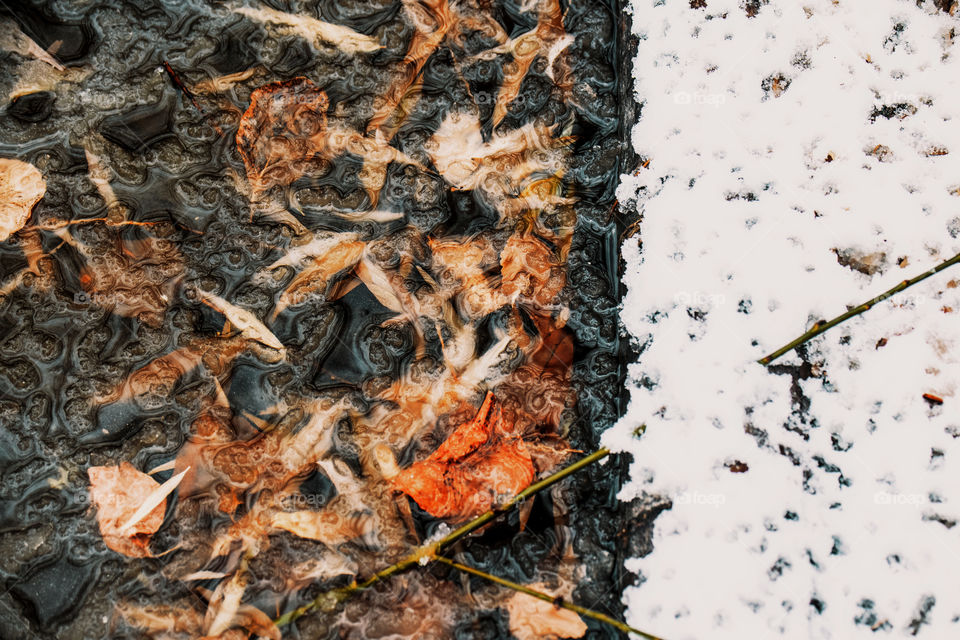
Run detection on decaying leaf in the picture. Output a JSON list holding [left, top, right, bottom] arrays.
[[0, 157, 45, 241], [500, 233, 567, 309], [235, 6, 382, 54], [426, 112, 571, 213], [504, 584, 587, 640], [270, 237, 366, 317], [204, 570, 247, 637], [237, 77, 420, 207], [199, 291, 285, 353], [87, 462, 171, 557], [236, 76, 331, 202], [467, 0, 573, 127], [270, 509, 371, 546], [391, 391, 535, 520]]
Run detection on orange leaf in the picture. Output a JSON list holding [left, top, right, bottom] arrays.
[[87, 462, 168, 557], [392, 392, 535, 520]]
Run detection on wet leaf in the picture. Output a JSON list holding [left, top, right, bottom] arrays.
[[0, 157, 45, 241], [270, 509, 371, 546], [116, 602, 204, 637], [118, 467, 188, 533], [235, 7, 382, 54], [391, 392, 535, 519], [199, 291, 285, 353], [237, 78, 420, 207], [426, 112, 570, 215], [204, 571, 246, 637], [270, 237, 366, 317], [504, 584, 587, 640], [468, 0, 573, 127], [87, 462, 169, 557]]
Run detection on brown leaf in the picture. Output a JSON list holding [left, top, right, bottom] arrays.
[[237, 77, 331, 200], [87, 462, 169, 557], [0, 158, 45, 241]]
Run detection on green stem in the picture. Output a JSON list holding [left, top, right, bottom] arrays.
[[759, 252, 960, 365], [275, 448, 611, 627], [435, 556, 661, 640]]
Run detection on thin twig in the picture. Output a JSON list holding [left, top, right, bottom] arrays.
[[435, 556, 661, 640], [275, 448, 611, 627], [759, 252, 960, 365]]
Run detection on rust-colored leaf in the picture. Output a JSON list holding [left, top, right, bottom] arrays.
[[391, 392, 535, 520], [237, 77, 331, 200]]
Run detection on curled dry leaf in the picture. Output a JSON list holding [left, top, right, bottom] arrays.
[[0, 157, 45, 242], [391, 391, 535, 520], [204, 571, 247, 637], [504, 584, 587, 640], [271, 238, 366, 317], [87, 462, 170, 557]]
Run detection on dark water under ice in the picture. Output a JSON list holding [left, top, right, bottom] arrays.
[[0, 1, 662, 638]]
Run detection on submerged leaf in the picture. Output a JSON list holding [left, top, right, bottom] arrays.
[[199, 291, 285, 352], [504, 583, 587, 640], [87, 462, 169, 557], [0, 157, 45, 241], [119, 467, 189, 533], [204, 571, 246, 637], [235, 7, 382, 54], [391, 392, 535, 520]]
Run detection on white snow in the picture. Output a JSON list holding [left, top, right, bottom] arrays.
[[608, 0, 960, 638]]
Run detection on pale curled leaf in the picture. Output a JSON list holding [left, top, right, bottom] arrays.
[[234, 7, 382, 54], [181, 570, 229, 581], [262, 232, 361, 272], [199, 291, 285, 352], [0, 158, 45, 242], [205, 571, 246, 637], [146, 459, 176, 475], [355, 256, 405, 314], [504, 583, 587, 640], [271, 509, 370, 546], [119, 467, 189, 533]]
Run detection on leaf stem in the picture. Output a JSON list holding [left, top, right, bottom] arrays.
[[435, 555, 661, 640], [274, 448, 611, 627], [758, 252, 960, 365]]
